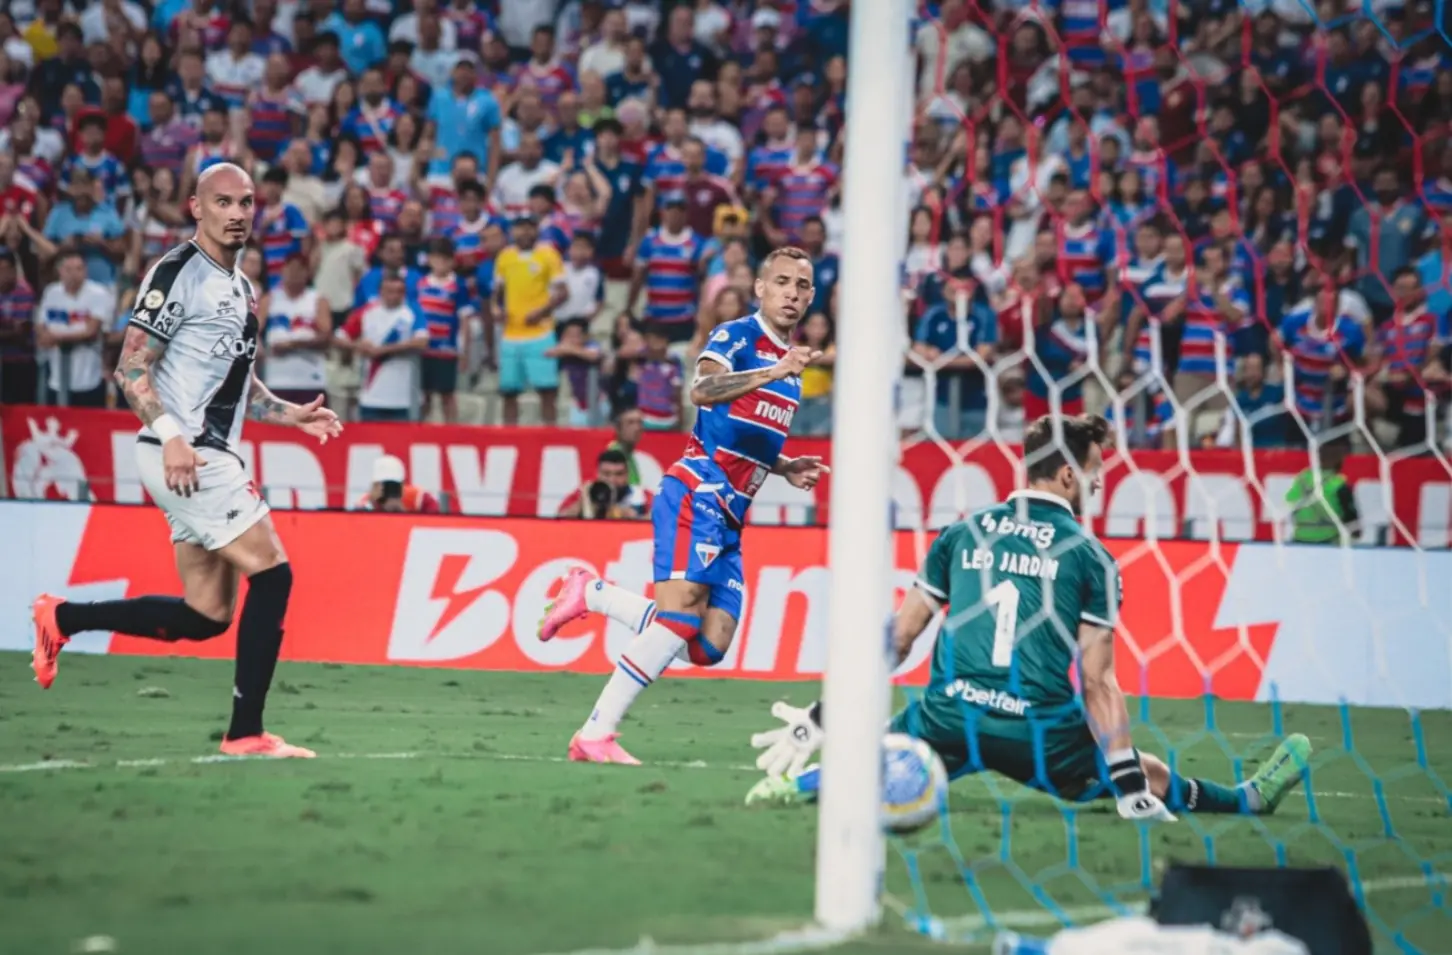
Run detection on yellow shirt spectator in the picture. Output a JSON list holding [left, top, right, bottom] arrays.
[[495, 243, 565, 342], [23, 20, 59, 61]]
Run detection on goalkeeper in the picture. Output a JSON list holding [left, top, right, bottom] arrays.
[[748, 414, 1310, 822]]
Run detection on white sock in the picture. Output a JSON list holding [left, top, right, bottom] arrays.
[[584, 578, 656, 633], [580, 620, 684, 740]]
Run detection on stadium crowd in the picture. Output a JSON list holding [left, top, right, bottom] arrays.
[[0, 0, 1449, 455]]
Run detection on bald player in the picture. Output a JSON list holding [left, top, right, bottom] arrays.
[[28, 164, 342, 759]]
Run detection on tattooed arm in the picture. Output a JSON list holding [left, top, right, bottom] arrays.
[[689, 360, 781, 407], [247, 371, 342, 442], [246, 371, 298, 425], [114, 324, 172, 428], [689, 344, 820, 407]]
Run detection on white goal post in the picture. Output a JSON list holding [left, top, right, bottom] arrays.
[[815, 0, 914, 933]]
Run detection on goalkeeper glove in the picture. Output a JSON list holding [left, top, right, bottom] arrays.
[[1108, 749, 1177, 823], [750, 701, 824, 779]]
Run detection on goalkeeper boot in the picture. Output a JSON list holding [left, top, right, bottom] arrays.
[[1247, 733, 1312, 814], [745, 765, 820, 807], [539, 567, 592, 642]]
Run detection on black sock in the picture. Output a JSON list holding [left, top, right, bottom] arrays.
[[227, 563, 293, 740], [55, 597, 230, 641]]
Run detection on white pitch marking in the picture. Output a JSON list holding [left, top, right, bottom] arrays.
[[901, 871, 1450, 934], [519, 926, 852, 955], [0, 752, 1446, 806]]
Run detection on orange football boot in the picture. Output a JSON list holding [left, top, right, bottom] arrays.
[[219, 733, 317, 758], [30, 594, 68, 690]]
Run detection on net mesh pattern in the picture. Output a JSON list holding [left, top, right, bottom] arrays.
[[883, 0, 1452, 947]]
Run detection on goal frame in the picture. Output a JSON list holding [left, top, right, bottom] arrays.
[[815, 0, 915, 933]]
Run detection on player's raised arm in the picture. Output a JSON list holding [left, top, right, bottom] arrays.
[[690, 344, 819, 406], [693, 247, 820, 406]]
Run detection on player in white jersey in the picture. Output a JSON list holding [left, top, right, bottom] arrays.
[[259, 254, 333, 404], [29, 164, 342, 760]]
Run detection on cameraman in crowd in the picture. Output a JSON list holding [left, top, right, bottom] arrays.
[[557, 448, 649, 520], [358, 455, 441, 514]]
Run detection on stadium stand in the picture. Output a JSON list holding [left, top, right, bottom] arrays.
[[0, 0, 1449, 527]]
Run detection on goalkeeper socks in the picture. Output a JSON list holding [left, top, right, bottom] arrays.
[[55, 596, 230, 641], [584, 578, 656, 633], [1166, 773, 1254, 814], [579, 614, 697, 740], [226, 563, 293, 740]]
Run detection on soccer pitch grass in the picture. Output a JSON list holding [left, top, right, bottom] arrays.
[[0, 652, 1447, 955]]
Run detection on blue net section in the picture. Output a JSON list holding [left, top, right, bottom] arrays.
[[890, 0, 1452, 948]]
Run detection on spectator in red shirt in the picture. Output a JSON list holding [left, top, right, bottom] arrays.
[[680, 136, 736, 237], [71, 76, 138, 165]]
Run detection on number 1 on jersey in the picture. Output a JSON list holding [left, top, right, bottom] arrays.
[[985, 580, 1020, 667]]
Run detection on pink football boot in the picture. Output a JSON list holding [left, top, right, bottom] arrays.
[[538, 566, 593, 642], [568, 732, 641, 765]]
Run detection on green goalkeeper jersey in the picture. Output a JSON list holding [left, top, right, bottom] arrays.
[[914, 490, 1122, 736]]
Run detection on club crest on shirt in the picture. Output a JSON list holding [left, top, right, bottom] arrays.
[[694, 543, 721, 568]]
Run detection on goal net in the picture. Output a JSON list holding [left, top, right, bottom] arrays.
[[823, 0, 1452, 948]]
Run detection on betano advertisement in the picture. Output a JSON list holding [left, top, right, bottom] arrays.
[[0, 501, 1448, 709], [6, 407, 1452, 546]]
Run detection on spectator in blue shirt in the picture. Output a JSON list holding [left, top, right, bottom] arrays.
[[1216, 352, 1290, 449], [799, 216, 838, 320], [30, 22, 100, 122], [604, 36, 656, 108], [544, 92, 594, 165], [428, 57, 503, 180], [324, 0, 387, 75], [912, 252, 999, 439], [586, 119, 645, 277], [648, 4, 717, 110], [26, 171, 127, 288], [354, 233, 424, 312]]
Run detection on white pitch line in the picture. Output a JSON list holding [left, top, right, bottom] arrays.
[[0, 751, 1447, 806], [516, 873, 1451, 955], [910, 871, 1449, 935], [519, 926, 852, 955]]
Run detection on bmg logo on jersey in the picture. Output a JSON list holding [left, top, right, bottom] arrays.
[[211, 334, 258, 361], [979, 511, 1056, 549]]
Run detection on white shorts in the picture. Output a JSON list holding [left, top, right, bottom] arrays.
[[134, 440, 270, 550]]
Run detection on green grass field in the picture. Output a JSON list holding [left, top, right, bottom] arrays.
[[0, 651, 1447, 955]]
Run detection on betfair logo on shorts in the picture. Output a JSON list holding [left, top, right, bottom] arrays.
[[942, 678, 1031, 716], [211, 335, 258, 361]]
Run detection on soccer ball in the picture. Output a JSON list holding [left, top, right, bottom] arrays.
[[881, 734, 949, 835]]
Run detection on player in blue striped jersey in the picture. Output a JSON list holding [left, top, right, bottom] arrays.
[[538, 248, 829, 764]]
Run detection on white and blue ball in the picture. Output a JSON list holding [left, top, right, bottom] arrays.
[[880, 733, 949, 835]]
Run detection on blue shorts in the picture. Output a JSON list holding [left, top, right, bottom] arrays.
[[498, 333, 559, 394], [651, 475, 744, 620]]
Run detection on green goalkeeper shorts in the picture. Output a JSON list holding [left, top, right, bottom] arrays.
[[889, 699, 1111, 803]]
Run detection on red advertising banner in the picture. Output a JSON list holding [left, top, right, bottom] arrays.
[[4, 405, 1451, 545], [9, 504, 1264, 699], [5, 501, 1449, 707]]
